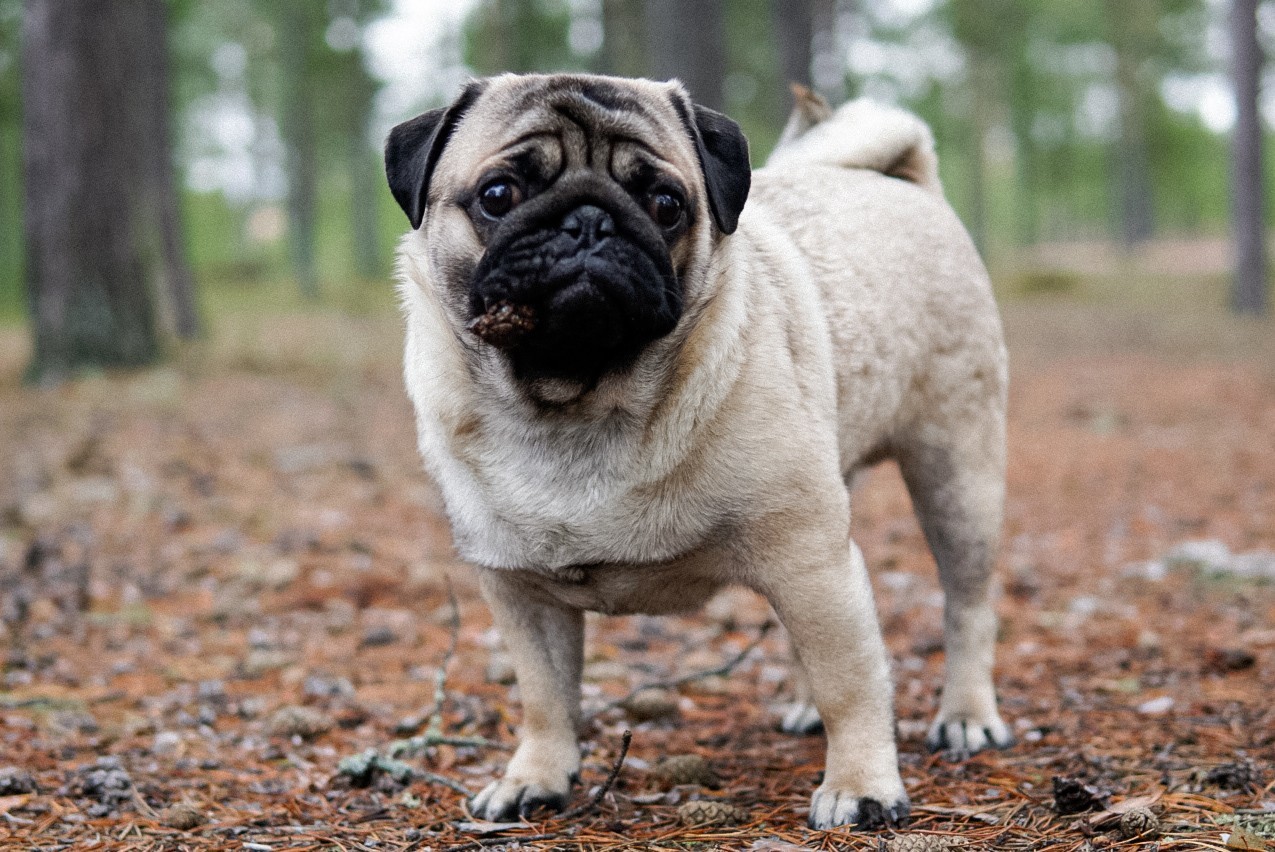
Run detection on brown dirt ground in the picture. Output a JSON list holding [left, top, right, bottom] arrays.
[[0, 298, 1273, 851]]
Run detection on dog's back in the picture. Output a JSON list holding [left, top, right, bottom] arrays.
[[747, 95, 1004, 474]]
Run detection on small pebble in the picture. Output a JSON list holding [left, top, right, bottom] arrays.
[[360, 626, 398, 648], [1136, 695, 1174, 715], [303, 674, 355, 700], [268, 705, 333, 740], [240, 649, 292, 678], [152, 730, 184, 756], [161, 801, 206, 830]]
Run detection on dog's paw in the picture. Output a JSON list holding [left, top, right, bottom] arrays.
[[469, 771, 575, 821], [779, 701, 824, 735], [808, 784, 911, 830], [925, 711, 1013, 759]]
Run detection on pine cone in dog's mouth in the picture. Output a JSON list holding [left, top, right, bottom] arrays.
[[467, 300, 538, 348]]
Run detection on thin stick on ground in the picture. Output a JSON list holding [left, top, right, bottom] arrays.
[[439, 833, 563, 852], [389, 577, 506, 755], [419, 770, 475, 797], [430, 576, 462, 729], [556, 729, 633, 821], [591, 620, 775, 718]]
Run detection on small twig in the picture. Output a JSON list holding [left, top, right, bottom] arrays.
[[340, 578, 503, 806], [556, 729, 633, 821], [424, 576, 462, 739], [419, 770, 476, 797], [591, 620, 775, 718], [441, 833, 563, 852], [389, 734, 510, 757], [130, 786, 159, 820]]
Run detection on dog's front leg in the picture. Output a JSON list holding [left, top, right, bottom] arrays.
[[470, 569, 583, 820], [751, 535, 909, 830]]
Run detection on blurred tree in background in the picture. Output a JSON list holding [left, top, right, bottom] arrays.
[[22, 0, 189, 384], [1232, 0, 1268, 314], [0, 0, 21, 321], [0, 0, 1269, 379]]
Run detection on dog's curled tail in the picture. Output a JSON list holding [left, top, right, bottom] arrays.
[[767, 85, 943, 197]]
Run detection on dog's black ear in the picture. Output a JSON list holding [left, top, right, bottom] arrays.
[[385, 81, 485, 229], [672, 96, 751, 234]]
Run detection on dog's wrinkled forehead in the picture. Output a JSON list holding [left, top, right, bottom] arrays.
[[442, 74, 701, 192], [386, 73, 750, 234]]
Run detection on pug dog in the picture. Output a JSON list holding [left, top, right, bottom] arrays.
[[385, 73, 1011, 830]]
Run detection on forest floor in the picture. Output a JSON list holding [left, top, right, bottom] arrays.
[[0, 290, 1273, 851]]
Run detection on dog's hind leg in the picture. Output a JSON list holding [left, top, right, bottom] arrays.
[[896, 427, 1012, 759], [778, 641, 824, 735]]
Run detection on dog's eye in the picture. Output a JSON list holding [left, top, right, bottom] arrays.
[[479, 181, 522, 219], [648, 191, 683, 229]]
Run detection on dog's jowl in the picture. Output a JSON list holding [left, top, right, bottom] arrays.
[[385, 73, 1011, 830]]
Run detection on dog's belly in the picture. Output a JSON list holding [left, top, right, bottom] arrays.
[[508, 549, 731, 616]]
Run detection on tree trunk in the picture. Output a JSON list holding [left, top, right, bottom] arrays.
[[601, 0, 646, 78], [773, 0, 814, 89], [139, 0, 200, 339], [1109, 1, 1156, 248], [323, 40, 382, 283], [22, 0, 162, 384], [349, 130, 381, 281], [279, 1, 320, 300], [1231, 0, 1268, 315], [644, 0, 726, 110], [810, 0, 846, 103], [965, 56, 993, 258], [1007, 77, 1039, 246], [0, 115, 16, 297]]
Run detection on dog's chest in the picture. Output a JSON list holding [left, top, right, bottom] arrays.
[[434, 415, 724, 571]]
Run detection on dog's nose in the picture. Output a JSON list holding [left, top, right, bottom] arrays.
[[561, 205, 615, 246]]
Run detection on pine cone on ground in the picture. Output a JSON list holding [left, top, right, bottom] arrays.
[[652, 754, 720, 789], [619, 688, 679, 722], [885, 834, 968, 852], [676, 799, 747, 827], [1118, 807, 1160, 839], [1052, 776, 1110, 814]]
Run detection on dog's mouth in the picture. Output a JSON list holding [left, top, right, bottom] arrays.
[[467, 202, 681, 388]]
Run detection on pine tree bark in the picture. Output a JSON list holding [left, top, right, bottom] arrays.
[[601, 0, 646, 78], [810, 0, 846, 103], [644, 0, 726, 110], [139, 0, 200, 338], [0, 116, 15, 292], [279, 1, 320, 300], [773, 0, 814, 89], [966, 56, 992, 258], [22, 0, 164, 384], [1231, 0, 1268, 315], [1108, 0, 1156, 248]]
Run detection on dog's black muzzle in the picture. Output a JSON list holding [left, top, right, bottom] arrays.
[[469, 175, 682, 387]]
